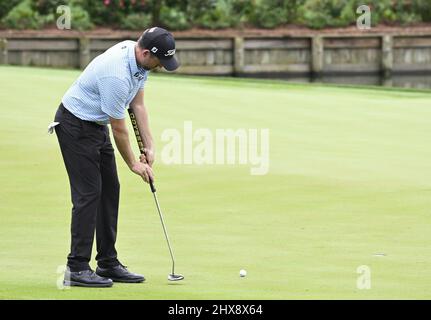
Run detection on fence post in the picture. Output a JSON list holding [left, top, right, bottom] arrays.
[[311, 36, 324, 76], [0, 38, 8, 65], [234, 36, 244, 76], [79, 37, 91, 69], [382, 35, 393, 78]]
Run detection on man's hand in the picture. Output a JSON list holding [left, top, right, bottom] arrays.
[[139, 148, 155, 167], [131, 161, 154, 183]]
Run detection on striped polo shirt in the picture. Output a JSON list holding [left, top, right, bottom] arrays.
[[62, 40, 149, 124]]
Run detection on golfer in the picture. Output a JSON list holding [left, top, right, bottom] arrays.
[[52, 27, 179, 287]]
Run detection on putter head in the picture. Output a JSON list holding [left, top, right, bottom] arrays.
[[168, 274, 184, 281]]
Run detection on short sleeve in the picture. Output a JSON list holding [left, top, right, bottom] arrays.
[[98, 76, 130, 119], [139, 73, 148, 89]]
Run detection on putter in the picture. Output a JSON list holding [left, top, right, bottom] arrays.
[[128, 108, 184, 282]]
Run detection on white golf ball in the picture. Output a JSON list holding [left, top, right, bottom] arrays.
[[239, 269, 247, 277]]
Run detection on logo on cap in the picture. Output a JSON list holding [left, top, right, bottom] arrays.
[[151, 47, 158, 53], [165, 49, 176, 56]]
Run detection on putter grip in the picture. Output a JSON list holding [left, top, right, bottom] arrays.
[[149, 180, 156, 193], [128, 108, 157, 193]]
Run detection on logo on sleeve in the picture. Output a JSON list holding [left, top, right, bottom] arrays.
[[134, 72, 145, 80]]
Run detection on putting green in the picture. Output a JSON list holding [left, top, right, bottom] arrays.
[[0, 66, 430, 299]]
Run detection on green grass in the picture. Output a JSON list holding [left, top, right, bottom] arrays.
[[1, 65, 431, 299]]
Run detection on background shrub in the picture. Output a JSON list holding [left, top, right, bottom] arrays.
[[2, 0, 46, 30], [1, 0, 430, 31], [120, 12, 152, 30], [159, 6, 190, 30]]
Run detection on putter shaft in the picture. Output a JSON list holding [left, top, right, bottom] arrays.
[[152, 191, 176, 276], [128, 107, 178, 276]]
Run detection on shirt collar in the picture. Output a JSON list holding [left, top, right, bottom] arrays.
[[129, 44, 147, 81]]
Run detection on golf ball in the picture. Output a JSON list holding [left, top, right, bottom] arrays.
[[239, 269, 247, 277]]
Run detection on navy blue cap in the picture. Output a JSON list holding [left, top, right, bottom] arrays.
[[139, 27, 179, 71]]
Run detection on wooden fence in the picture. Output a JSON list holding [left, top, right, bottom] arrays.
[[1, 33, 431, 77]]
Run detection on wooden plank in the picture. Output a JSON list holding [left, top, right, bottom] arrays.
[[79, 37, 91, 69], [215, 50, 225, 64], [174, 65, 233, 75], [393, 64, 431, 72], [0, 38, 7, 64], [394, 37, 431, 48], [180, 50, 207, 65], [324, 38, 380, 49], [224, 50, 233, 65], [234, 37, 244, 74], [7, 39, 78, 51], [324, 63, 381, 73], [89, 39, 121, 50], [324, 48, 381, 65], [243, 64, 310, 73], [382, 35, 393, 77], [393, 48, 431, 64], [311, 36, 323, 74], [176, 39, 232, 50], [244, 38, 310, 49], [5, 51, 20, 65], [14, 51, 79, 68], [245, 49, 310, 65]]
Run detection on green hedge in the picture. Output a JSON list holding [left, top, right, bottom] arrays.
[[1, 0, 430, 31], [2, 0, 49, 30]]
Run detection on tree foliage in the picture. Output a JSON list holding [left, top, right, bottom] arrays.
[[1, 0, 430, 31]]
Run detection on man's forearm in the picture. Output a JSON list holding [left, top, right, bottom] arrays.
[[112, 128, 136, 169]]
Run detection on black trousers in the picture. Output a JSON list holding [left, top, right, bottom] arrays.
[[54, 104, 120, 272]]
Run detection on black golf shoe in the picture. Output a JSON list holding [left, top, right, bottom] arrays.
[[96, 264, 145, 283], [63, 269, 113, 288]]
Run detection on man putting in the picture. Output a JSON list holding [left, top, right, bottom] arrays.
[[52, 27, 179, 287]]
